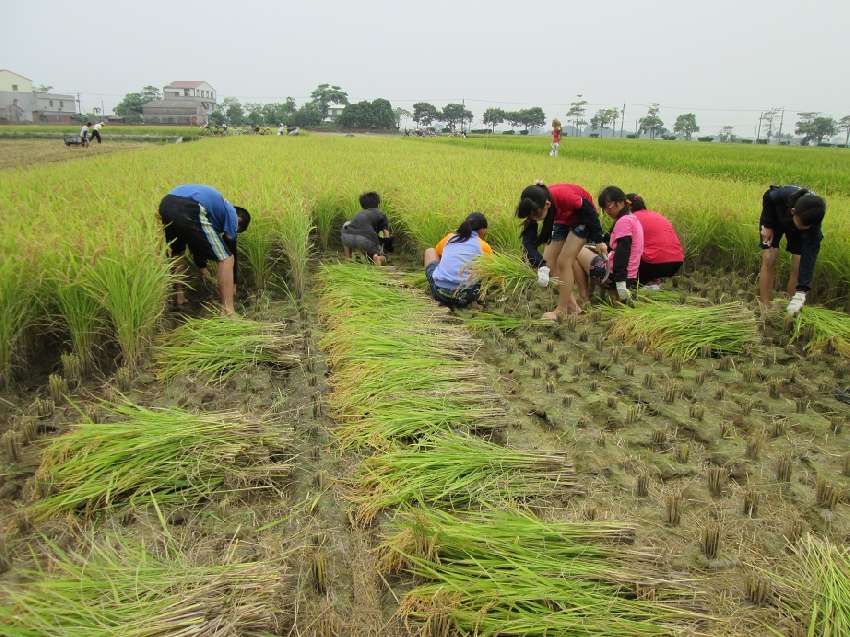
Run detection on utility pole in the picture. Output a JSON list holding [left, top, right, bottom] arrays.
[[76, 92, 82, 117], [620, 103, 626, 137], [777, 107, 785, 139], [755, 113, 762, 142]]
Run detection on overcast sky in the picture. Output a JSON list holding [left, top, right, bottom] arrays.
[[3, 0, 848, 135]]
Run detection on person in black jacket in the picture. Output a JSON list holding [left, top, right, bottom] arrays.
[[758, 185, 826, 315], [341, 191, 389, 265]]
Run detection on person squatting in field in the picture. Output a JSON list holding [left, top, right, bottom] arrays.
[[424, 212, 493, 309], [516, 181, 606, 319], [550, 119, 562, 157], [758, 185, 826, 315], [158, 184, 251, 316], [341, 191, 390, 265], [573, 186, 644, 306], [625, 194, 684, 289]]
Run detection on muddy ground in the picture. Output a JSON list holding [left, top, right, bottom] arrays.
[[0, 139, 143, 170], [1, 259, 848, 636]]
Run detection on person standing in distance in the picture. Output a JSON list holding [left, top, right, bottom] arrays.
[[758, 185, 826, 315], [158, 184, 251, 316]]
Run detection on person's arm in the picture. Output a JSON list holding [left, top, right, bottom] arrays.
[[435, 233, 451, 258], [611, 236, 632, 284], [374, 211, 389, 234], [759, 189, 779, 243], [521, 221, 545, 268]]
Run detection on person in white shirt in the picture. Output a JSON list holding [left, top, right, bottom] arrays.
[[277, 123, 285, 136], [80, 122, 92, 147], [91, 122, 104, 144]]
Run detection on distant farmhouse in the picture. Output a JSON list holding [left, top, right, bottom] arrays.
[[0, 69, 77, 124], [142, 81, 216, 125], [326, 105, 345, 123]]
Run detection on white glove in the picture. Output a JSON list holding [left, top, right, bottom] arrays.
[[616, 281, 631, 303], [537, 265, 550, 288], [786, 291, 806, 316]]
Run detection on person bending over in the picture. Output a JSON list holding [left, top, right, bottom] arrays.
[[758, 185, 826, 315], [424, 212, 492, 309], [626, 194, 684, 289], [341, 191, 389, 265], [158, 184, 251, 316], [516, 182, 605, 318]]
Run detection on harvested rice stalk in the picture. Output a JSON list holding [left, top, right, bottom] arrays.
[[382, 508, 708, 636], [317, 263, 506, 449], [459, 311, 550, 333], [154, 315, 300, 383], [467, 252, 546, 296], [29, 401, 294, 520], [603, 300, 758, 360], [767, 534, 850, 637], [0, 532, 289, 637], [348, 433, 576, 525], [791, 305, 850, 357]]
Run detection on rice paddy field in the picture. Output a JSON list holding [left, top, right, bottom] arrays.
[[1, 134, 849, 636]]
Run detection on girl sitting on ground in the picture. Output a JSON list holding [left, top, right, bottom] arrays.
[[516, 182, 606, 318], [573, 186, 644, 305], [626, 193, 684, 289], [424, 212, 492, 308], [341, 191, 389, 265]]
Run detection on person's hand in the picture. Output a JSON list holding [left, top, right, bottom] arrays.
[[760, 226, 774, 246], [597, 243, 608, 259], [536, 265, 551, 288], [786, 291, 806, 316], [616, 281, 633, 305], [201, 267, 216, 285]]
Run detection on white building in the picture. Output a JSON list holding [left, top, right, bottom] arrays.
[[0, 69, 77, 123], [143, 81, 217, 125]]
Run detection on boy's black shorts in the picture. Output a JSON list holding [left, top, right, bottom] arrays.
[[760, 225, 801, 255], [159, 194, 232, 268]]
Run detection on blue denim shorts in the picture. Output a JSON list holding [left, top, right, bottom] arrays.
[[551, 223, 588, 242], [425, 262, 480, 308]]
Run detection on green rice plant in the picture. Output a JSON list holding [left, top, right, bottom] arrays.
[[309, 188, 360, 251], [237, 213, 280, 290], [603, 299, 758, 359], [49, 249, 104, 369], [274, 196, 314, 298], [381, 508, 708, 636], [467, 252, 544, 296], [82, 239, 172, 368], [28, 401, 294, 520], [791, 305, 850, 357], [317, 263, 505, 450], [347, 432, 576, 525], [459, 311, 549, 333], [0, 532, 287, 637], [0, 251, 40, 385], [767, 534, 850, 637], [154, 315, 300, 383]]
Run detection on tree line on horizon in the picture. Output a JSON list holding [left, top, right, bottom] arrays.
[[105, 84, 850, 144]]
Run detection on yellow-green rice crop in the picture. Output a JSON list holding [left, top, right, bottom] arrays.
[[791, 305, 850, 357]]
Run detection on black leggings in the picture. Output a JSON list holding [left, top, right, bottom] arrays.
[[638, 261, 682, 284], [91, 130, 102, 143]]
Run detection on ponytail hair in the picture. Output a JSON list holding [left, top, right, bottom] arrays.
[[450, 211, 488, 244], [597, 185, 630, 212], [625, 193, 646, 211], [552, 118, 561, 129], [516, 184, 550, 220]]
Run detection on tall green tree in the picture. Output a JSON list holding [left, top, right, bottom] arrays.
[[114, 85, 161, 123], [590, 107, 620, 136], [244, 103, 265, 127], [222, 97, 244, 126], [519, 107, 546, 132], [673, 113, 699, 140], [566, 95, 588, 134], [262, 98, 297, 125], [638, 103, 664, 139], [483, 107, 505, 132], [412, 102, 439, 127], [291, 102, 323, 127], [440, 103, 469, 131], [839, 115, 850, 147], [310, 83, 349, 119], [795, 112, 837, 145]]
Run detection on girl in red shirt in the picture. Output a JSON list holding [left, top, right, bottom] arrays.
[[516, 181, 606, 319], [626, 194, 685, 288], [550, 119, 562, 157]]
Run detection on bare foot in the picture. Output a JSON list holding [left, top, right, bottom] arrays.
[[542, 310, 563, 321]]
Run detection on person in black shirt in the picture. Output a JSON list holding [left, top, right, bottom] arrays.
[[758, 185, 826, 315], [341, 191, 389, 265]]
